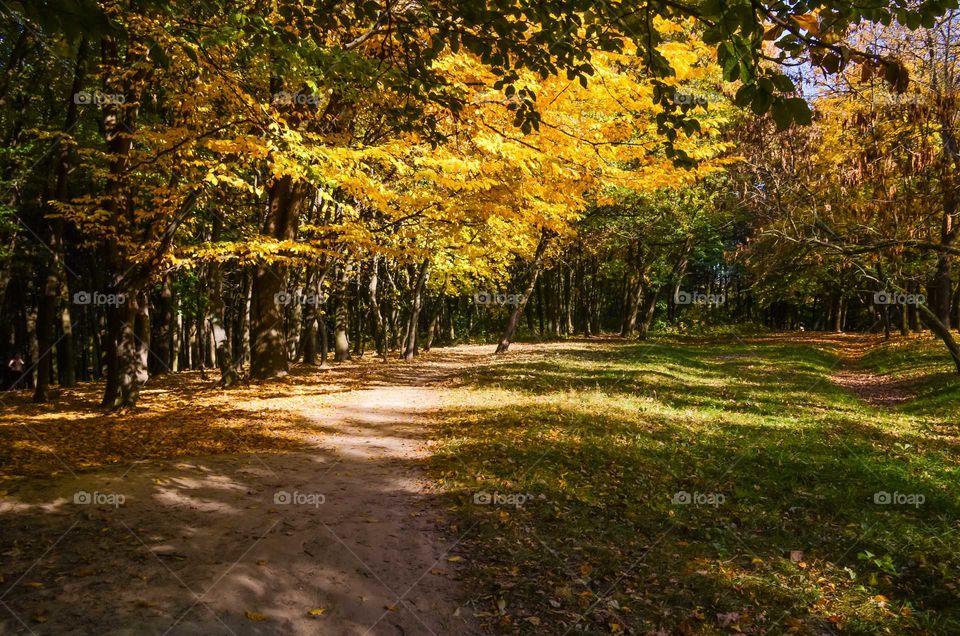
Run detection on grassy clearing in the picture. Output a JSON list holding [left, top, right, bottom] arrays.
[[431, 335, 960, 635]]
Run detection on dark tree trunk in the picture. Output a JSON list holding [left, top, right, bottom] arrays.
[[301, 267, 318, 365], [637, 283, 658, 340], [834, 296, 844, 333], [403, 261, 429, 361], [919, 301, 960, 374], [424, 298, 440, 351], [620, 278, 641, 337], [33, 39, 87, 402], [931, 255, 953, 330], [535, 277, 545, 336], [250, 176, 307, 379], [102, 293, 145, 409], [151, 274, 174, 374], [496, 232, 551, 354], [319, 313, 329, 366]]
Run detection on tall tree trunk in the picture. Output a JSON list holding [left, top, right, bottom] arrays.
[[931, 255, 953, 330], [318, 313, 329, 366], [620, 277, 641, 337], [368, 256, 387, 362], [402, 261, 429, 361], [424, 299, 440, 351], [834, 296, 844, 333], [103, 294, 144, 409], [151, 274, 173, 374], [301, 267, 318, 365], [171, 302, 182, 372], [535, 276, 545, 336], [206, 220, 236, 386], [33, 39, 88, 402], [637, 282, 658, 340], [496, 232, 551, 354], [250, 176, 307, 379], [446, 297, 457, 343], [563, 266, 573, 335], [333, 263, 351, 361], [98, 35, 154, 409], [58, 274, 75, 387]]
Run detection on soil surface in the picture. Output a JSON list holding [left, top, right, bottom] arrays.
[[827, 336, 915, 406], [0, 348, 498, 635]]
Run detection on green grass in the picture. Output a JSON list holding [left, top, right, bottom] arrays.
[[857, 335, 960, 419], [431, 335, 960, 635]]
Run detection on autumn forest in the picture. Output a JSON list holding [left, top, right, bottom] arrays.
[[1, 0, 959, 634]]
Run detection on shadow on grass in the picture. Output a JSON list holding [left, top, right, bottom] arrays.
[[433, 336, 960, 634]]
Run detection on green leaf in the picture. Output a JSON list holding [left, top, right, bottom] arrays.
[[786, 97, 812, 125], [771, 99, 792, 130]]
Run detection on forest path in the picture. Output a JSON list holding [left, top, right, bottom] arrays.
[[828, 336, 914, 406], [0, 346, 506, 636]]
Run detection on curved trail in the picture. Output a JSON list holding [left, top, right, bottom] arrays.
[[827, 336, 914, 406]]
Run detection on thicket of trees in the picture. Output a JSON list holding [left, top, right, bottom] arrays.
[[1, 0, 958, 407]]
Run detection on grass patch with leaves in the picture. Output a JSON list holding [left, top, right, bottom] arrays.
[[431, 335, 960, 635]]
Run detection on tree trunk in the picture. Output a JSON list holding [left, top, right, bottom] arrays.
[[58, 274, 75, 387], [33, 39, 88, 402], [620, 263, 643, 339], [102, 293, 146, 409], [318, 313, 329, 366], [250, 176, 307, 379], [496, 232, 551, 354], [918, 301, 960, 374], [33, 264, 59, 402], [403, 261, 430, 361], [368, 256, 387, 362], [637, 283, 658, 340], [172, 304, 182, 372], [334, 264, 351, 362], [301, 267, 318, 365], [151, 274, 174, 374]]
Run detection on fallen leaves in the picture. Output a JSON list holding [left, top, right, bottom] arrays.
[[431, 338, 959, 635], [0, 370, 332, 480]]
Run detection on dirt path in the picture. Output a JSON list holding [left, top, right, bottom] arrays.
[[0, 352, 491, 635], [827, 337, 913, 406], [831, 367, 913, 405]]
